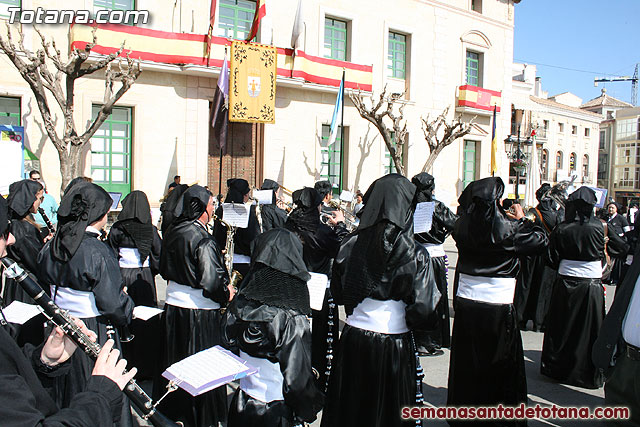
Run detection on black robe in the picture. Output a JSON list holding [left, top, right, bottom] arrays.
[[514, 201, 563, 331], [223, 296, 324, 427], [414, 199, 457, 349], [155, 219, 230, 427], [108, 222, 162, 380], [542, 216, 608, 389], [605, 213, 631, 285], [322, 234, 437, 427], [3, 218, 46, 347], [293, 222, 348, 390], [593, 245, 640, 425], [260, 204, 288, 232], [37, 232, 135, 426], [449, 217, 547, 426], [0, 326, 123, 426], [4, 219, 44, 303]]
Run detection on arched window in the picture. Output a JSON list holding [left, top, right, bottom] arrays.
[[582, 154, 589, 178], [570, 152, 577, 171], [556, 151, 563, 170], [541, 149, 549, 180]]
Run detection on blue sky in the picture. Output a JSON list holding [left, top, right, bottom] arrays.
[[514, 0, 640, 106]]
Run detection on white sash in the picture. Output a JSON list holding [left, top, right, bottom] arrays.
[[346, 298, 408, 334], [558, 260, 602, 279], [164, 281, 220, 310], [51, 286, 101, 318], [457, 273, 516, 305], [118, 247, 150, 268]]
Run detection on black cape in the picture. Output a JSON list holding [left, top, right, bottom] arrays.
[[155, 219, 230, 427], [448, 177, 547, 425]]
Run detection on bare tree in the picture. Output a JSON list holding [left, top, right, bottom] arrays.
[[0, 24, 141, 192], [350, 86, 408, 176], [421, 106, 474, 173]]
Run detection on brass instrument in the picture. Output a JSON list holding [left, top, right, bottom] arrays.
[[277, 184, 295, 213], [213, 212, 242, 290], [326, 199, 358, 231]]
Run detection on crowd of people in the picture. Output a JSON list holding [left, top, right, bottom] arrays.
[[0, 170, 639, 427]]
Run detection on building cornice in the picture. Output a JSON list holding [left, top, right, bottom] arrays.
[[414, 0, 515, 31]]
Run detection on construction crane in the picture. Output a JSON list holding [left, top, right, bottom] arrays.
[[594, 63, 638, 106]]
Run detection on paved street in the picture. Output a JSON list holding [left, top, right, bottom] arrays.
[[151, 236, 614, 427]]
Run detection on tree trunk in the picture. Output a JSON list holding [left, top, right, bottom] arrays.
[[422, 145, 446, 173], [58, 144, 83, 194]]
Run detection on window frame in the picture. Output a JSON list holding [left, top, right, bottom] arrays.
[[90, 105, 133, 197], [93, 0, 137, 24], [556, 151, 563, 170], [0, 96, 21, 126], [465, 50, 482, 87], [0, 0, 20, 19], [218, 0, 256, 41], [462, 140, 479, 189], [324, 16, 348, 61], [321, 124, 344, 195], [387, 31, 406, 80]]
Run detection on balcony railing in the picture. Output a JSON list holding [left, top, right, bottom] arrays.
[[510, 124, 547, 139]]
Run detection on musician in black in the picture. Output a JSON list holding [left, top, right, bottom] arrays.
[[36, 181, 136, 426], [160, 183, 188, 234], [448, 177, 547, 426], [285, 187, 347, 390], [412, 172, 458, 356], [322, 174, 439, 427], [214, 178, 260, 277], [0, 195, 137, 426], [514, 183, 564, 332], [3, 179, 45, 306], [155, 184, 232, 427], [258, 178, 288, 232], [605, 201, 631, 286], [314, 180, 337, 218], [223, 228, 324, 426], [108, 190, 162, 379], [542, 188, 628, 389]]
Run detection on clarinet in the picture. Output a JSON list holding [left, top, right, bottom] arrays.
[[37, 207, 55, 235], [0, 257, 179, 427]]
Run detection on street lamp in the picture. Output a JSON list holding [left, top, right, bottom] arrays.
[[504, 125, 533, 203]]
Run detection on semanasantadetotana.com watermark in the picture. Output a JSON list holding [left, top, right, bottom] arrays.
[[7, 7, 149, 25]]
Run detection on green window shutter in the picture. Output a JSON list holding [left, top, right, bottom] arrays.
[[218, 0, 256, 41], [91, 105, 132, 197], [324, 17, 347, 61]]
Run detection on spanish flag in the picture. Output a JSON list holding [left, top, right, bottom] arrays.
[[490, 105, 498, 176], [246, 0, 266, 42]]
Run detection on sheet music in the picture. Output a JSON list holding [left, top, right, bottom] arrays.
[[2, 301, 42, 325], [163, 345, 256, 396], [133, 306, 164, 321], [253, 190, 273, 205], [414, 202, 436, 234], [222, 203, 251, 228], [307, 272, 328, 311], [339, 190, 354, 202]]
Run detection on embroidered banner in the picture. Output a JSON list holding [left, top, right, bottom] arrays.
[[229, 41, 276, 124]]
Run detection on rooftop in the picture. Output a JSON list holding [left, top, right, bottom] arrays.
[[530, 96, 602, 119], [580, 88, 633, 109]]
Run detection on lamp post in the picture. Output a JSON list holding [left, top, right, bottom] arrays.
[[505, 125, 533, 203]]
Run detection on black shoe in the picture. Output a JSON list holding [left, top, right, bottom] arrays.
[[417, 346, 444, 357]]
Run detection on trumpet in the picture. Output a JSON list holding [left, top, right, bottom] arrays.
[[277, 184, 295, 213], [326, 199, 358, 231]]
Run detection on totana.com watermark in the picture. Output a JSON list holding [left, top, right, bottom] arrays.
[[7, 7, 149, 25]]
